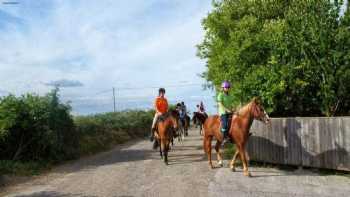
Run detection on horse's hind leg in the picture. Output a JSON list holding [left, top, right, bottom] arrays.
[[204, 136, 214, 169], [214, 140, 223, 167]]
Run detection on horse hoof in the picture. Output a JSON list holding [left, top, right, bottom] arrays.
[[244, 172, 251, 177], [218, 160, 223, 167], [230, 166, 236, 172]]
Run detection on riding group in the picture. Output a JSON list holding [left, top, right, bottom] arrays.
[[150, 81, 270, 177]]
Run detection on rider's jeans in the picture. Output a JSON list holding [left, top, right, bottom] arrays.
[[220, 114, 229, 134]]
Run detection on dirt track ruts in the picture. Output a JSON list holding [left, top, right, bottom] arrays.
[[1, 128, 350, 197]]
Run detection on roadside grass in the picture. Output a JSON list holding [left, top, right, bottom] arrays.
[[0, 160, 52, 176]]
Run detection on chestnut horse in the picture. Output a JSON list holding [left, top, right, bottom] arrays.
[[155, 110, 179, 165], [203, 97, 270, 176]]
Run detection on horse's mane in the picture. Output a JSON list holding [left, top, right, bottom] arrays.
[[237, 97, 260, 115], [194, 111, 208, 121]]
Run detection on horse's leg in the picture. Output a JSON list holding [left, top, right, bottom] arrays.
[[204, 136, 213, 169], [214, 140, 223, 167], [237, 143, 251, 177], [164, 141, 169, 165], [230, 150, 240, 171], [159, 139, 163, 159]]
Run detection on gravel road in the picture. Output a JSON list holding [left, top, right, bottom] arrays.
[[1, 129, 349, 197]]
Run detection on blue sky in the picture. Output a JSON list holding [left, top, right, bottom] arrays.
[[0, 0, 217, 115]]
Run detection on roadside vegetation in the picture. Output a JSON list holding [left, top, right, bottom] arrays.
[[0, 88, 153, 176]]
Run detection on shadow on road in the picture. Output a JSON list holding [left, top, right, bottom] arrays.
[[13, 190, 98, 197]]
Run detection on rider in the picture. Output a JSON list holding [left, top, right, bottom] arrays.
[[181, 101, 187, 118], [217, 81, 234, 144], [199, 101, 205, 114], [150, 88, 168, 142]]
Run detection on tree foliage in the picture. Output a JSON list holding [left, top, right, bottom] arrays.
[[0, 88, 78, 162], [198, 0, 350, 116]]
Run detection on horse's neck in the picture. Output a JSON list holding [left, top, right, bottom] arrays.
[[164, 118, 174, 130], [237, 103, 254, 129], [199, 113, 207, 122]]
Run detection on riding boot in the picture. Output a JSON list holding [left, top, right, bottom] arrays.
[[152, 140, 158, 149], [150, 128, 155, 142]]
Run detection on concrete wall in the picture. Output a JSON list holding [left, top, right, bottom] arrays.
[[247, 117, 350, 171]]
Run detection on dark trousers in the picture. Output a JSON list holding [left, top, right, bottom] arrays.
[[220, 114, 229, 135]]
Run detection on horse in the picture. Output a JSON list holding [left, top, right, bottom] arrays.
[[154, 110, 179, 165], [203, 97, 270, 176], [176, 112, 190, 141], [181, 114, 190, 136], [185, 114, 191, 136], [192, 112, 208, 135]]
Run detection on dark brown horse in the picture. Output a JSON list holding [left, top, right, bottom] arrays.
[[203, 97, 270, 176], [155, 110, 179, 165], [192, 112, 208, 135]]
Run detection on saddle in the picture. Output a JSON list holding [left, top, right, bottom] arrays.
[[158, 112, 171, 122]]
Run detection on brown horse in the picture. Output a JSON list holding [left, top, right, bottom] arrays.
[[192, 112, 208, 135], [203, 97, 270, 176], [155, 110, 179, 165]]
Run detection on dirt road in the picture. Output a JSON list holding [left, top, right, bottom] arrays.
[[1, 129, 350, 197]]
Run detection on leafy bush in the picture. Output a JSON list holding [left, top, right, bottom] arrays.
[[0, 88, 78, 162], [0, 88, 153, 175], [198, 0, 350, 116]]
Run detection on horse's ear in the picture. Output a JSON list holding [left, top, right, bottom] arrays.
[[252, 97, 261, 104]]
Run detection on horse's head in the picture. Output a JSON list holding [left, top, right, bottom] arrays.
[[251, 97, 270, 124], [170, 109, 180, 131]]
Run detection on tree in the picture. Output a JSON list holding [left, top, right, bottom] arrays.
[[198, 0, 350, 116], [0, 88, 78, 162]]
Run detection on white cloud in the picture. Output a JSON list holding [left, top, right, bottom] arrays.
[[0, 0, 215, 114]]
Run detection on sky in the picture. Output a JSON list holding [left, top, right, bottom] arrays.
[[0, 0, 348, 115], [0, 0, 217, 115]]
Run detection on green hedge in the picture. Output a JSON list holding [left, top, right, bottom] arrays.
[[75, 110, 153, 155], [0, 89, 154, 175], [0, 88, 78, 162]]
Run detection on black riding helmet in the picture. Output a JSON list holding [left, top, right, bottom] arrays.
[[158, 88, 165, 94]]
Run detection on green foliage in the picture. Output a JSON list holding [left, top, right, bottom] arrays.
[[0, 88, 78, 162], [0, 160, 51, 176], [75, 110, 153, 155], [198, 0, 350, 116], [0, 88, 153, 175]]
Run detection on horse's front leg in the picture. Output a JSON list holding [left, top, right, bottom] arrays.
[[164, 142, 169, 165], [159, 139, 163, 159], [230, 150, 240, 171], [237, 144, 251, 177]]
